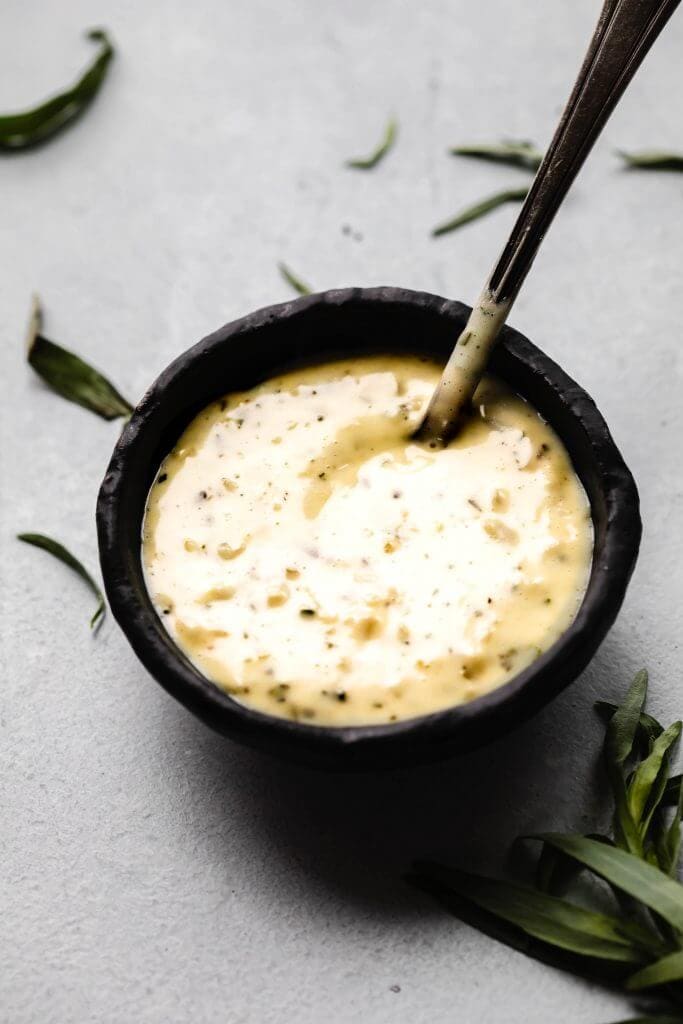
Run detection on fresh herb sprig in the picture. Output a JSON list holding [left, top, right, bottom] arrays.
[[346, 118, 397, 170], [617, 151, 683, 171], [17, 533, 105, 629], [278, 262, 313, 296], [0, 29, 114, 151], [411, 671, 683, 1023], [26, 295, 132, 421], [450, 139, 543, 171], [432, 187, 529, 237], [433, 137, 540, 235]]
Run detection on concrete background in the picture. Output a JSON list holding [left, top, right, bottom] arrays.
[[2, 1, 683, 1021]]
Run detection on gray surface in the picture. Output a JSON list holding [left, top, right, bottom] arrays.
[[2, 1, 683, 1021]]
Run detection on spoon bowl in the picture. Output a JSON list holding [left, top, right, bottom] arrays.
[[97, 288, 641, 770]]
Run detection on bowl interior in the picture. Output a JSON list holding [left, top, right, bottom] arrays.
[[97, 288, 641, 770]]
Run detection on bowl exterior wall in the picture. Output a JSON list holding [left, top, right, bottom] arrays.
[[97, 288, 641, 770]]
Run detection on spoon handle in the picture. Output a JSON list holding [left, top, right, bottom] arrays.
[[418, 0, 680, 444], [490, 0, 678, 300]]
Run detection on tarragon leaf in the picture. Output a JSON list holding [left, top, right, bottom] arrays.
[[26, 295, 132, 420], [412, 862, 649, 962], [605, 670, 649, 856], [278, 262, 312, 296], [655, 774, 683, 877], [629, 722, 682, 834], [432, 187, 528, 237], [0, 29, 114, 151], [534, 835, 683, 935], [618, 151, 683, 171], [627, 949, 683, 990], [596, 700, 664, 758], [606, 671, 649, 767], [536, 834, 614, 897], [346, 118, 397, 170], [450, 139, 543, 171], [17, 533, 105, 629]]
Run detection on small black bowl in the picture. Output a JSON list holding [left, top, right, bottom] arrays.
[[97, 287, 641, 771]]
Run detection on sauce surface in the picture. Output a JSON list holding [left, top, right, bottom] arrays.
[[142, 356, 592, 725]]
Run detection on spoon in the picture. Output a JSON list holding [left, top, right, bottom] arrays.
[[417, 0, 680, 445]]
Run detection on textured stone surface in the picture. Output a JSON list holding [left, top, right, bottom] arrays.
[[2, 1, 682, 1021]]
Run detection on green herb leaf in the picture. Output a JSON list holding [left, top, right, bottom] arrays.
[[596, 700, 664, 758], [627, 949, 683, 990], [412, 862, 649, 962], [533, 835, 683, 934], [617, 151, 683, 171], [26, 295, 132, 420], [606, 671, 649, 767], [536, 833, 614, 896], [0, 29, 114, 151], [450, 140, 543, 171], [663, 792, 683, 877], [605, 670, 649, 856], [431, 187, 528, 237], [629, 721, 682, 833], [415, 675, 683, 1022], [409, 868, 632, 986], [656, 774, 683, 877], [17, 533, 105, 629], [278, 262, 312, 296], [345, 118, 397, 170]]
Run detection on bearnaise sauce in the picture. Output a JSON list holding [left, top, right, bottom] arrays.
[[142, 356, 592, 725]]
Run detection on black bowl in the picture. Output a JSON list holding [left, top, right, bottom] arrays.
[[97, 287, 641, 771]]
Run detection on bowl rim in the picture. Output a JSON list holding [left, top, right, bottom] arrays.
[[97, 286, 641, 768]]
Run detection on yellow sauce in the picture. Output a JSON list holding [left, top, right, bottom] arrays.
[[142, 356, 592, 725]]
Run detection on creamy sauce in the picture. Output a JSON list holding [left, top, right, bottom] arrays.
[[142, 356, 592, 726]]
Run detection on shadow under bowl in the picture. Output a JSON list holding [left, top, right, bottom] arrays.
[[96, 287, 641, 771]]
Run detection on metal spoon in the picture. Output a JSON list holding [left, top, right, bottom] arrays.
[[416, 0, 680, 446]]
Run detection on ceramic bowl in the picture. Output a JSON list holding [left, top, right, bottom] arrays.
[[97, 288, 641, 770]]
